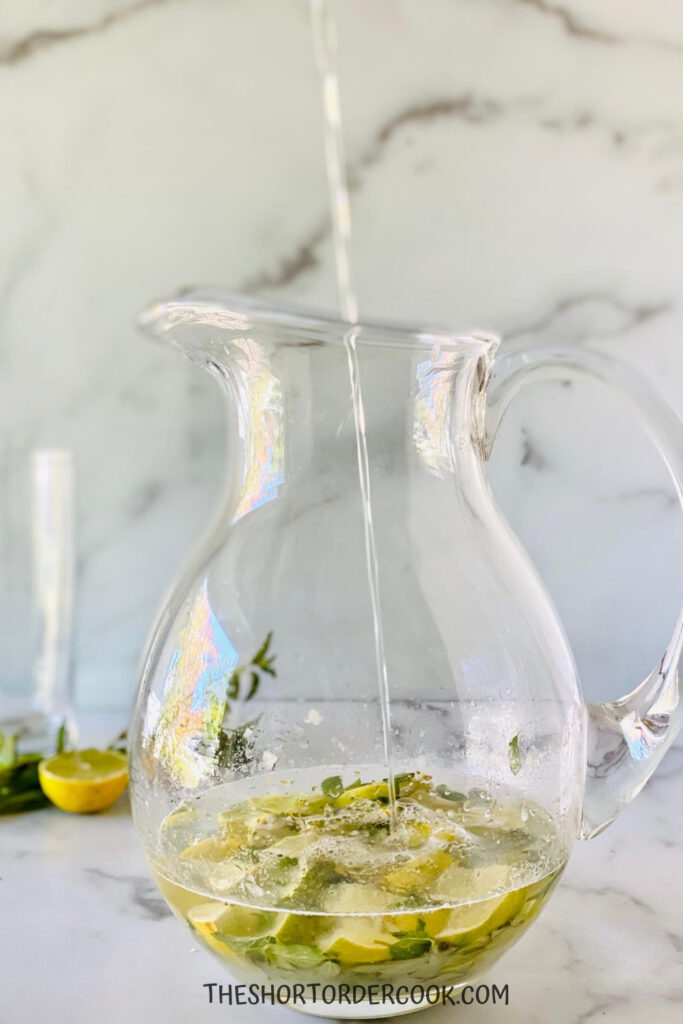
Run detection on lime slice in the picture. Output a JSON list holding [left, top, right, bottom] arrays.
[[38, 749, 128, 814]]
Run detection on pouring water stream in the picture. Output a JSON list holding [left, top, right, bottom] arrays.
[[310, 0, 397, 823]]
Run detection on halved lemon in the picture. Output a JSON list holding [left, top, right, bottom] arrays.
[[38, 749, 129, 814]]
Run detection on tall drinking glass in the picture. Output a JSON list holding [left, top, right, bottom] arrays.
[[0, 449, 75, 751]]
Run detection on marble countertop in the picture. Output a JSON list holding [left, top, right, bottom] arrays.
[[2, 718, 682, 1024]]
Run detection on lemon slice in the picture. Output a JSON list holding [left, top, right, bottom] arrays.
[[323, 882, 396, 914], [208, 860, 248, 894], [38, 749, 128, 814], [249, 792, 329, 816], [188, 902, 280, 956], [384, 850, 453, 894], [189, 902, 278, 940], [180, 827, 250, 861], [333, 781, 389, 808], [273, 912, 328, 945], [387, 907, 452, 936], [433, 862, 510, 902], [321, 918, 396, 964]]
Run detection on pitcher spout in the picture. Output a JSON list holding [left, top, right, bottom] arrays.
[[137, 288, 265, 367], [137, 288, 495, 362]]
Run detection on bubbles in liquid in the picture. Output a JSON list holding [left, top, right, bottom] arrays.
[[150, 769, 567, 1009], [156, 769, 566, 911]]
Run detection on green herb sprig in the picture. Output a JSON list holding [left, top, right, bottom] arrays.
[[217, 633, 277, 772], [0, 721, 69, 816], [508, 733, 522, 776], [226, 632, 276, 703]]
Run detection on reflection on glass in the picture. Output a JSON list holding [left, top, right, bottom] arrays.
[[151, 580, 238, 787], [231, 337, 284, 521], [413, 350, 459, 477]]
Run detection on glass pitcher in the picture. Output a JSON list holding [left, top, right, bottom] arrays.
[[130, 289, 682, 1018]]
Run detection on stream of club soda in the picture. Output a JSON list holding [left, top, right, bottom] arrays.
[[309, 0, 398, 825]]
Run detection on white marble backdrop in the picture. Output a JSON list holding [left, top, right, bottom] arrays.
[[1, 0, 683, 708]]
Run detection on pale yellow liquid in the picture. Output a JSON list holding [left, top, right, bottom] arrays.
[[150, 768, 566, 1012]]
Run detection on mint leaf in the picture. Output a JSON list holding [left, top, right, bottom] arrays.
[[213, 933, 275, 961], [389, 936, 432, 960], [265, 942, 328, 970], [321, 775, 343, 797]]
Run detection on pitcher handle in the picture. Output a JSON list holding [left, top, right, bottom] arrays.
[[478, 344, 683, 839]]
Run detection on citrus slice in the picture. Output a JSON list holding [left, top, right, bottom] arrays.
[[189, 902, 278, 940], [323, 882, 396, 914], [188, 902, 280, 956], [249, 792, 328, 816], [333, 781, 389, 808], [180, 826, 250, 861], [321, 919, 396, 964], [38, 749, 128, 814], [273, 912, 328, 945], [384, 849, 453, 894], [387, 907, 452, 936], [434, 890, 524, 946], [433, 862, 510, 901]]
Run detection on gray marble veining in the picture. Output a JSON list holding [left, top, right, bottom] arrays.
[[0, 0, 682, 721]]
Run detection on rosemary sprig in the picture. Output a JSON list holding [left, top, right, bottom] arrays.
[[217, 633, 277, 771], [226, 631, 276, 702], [108, 730, 128, 755]]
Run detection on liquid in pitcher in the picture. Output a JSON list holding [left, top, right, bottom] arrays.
[[150, 767, 566, 1009]]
